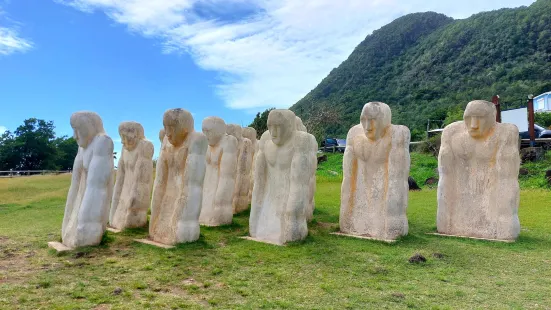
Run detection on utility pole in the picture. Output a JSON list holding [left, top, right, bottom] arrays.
[[527, 95, 536, 147], [492, 95, 501, 123]]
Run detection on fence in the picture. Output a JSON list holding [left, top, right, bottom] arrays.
[[0, 170, 72, 178]]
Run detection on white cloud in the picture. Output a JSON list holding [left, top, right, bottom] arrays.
[[58, 0, 535, 110], [0, 8, 33, 55]]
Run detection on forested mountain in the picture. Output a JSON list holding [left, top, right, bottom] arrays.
[[290, 0, 551, 140]]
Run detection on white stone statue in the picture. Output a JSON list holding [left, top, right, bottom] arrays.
[[61, 111, 114, 248], [226, 124, 253, 214], [159, 128, 165, 143], [149, 109, 208, 245], [242, 127, 258, 203], [340, 102, 410, 241], [295, 116, 317, 222], [109, 122, 154, 230], [199, 117, 238, 226], [437, 100, 520, 241], [249, 109, 317, 245]]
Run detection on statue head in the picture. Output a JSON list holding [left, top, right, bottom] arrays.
[[464, 100, 496, 139], [70, 111, 106, 149], [226, 124, 243, 140], [159, 128, 165, 143], [202, 116, 226, 146], [360, 102, 391, 141], [242, 127, 257, 142], [163, 108, 194, 147], [267, 109, 296, 146], [118, 121, 145, 151], [295, 116, 307, 132]]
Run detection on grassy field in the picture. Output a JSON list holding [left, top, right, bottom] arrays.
[[1, 172, 551, 309]]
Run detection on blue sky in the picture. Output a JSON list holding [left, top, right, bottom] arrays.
[[0, 0, 536, 158]]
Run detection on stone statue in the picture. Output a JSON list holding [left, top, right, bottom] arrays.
[[226, 124, 253, 214], [249, 109, 317, 245], [149, 109, 208, 245], [159, 128, 165, 143], [242, 127, 258, 203], [295, 116, 317, 221], [437, 100, 520, 241], [110, 121, 154, 230], [340, 102, 410, 241], [199, 117, 238, 226], [61, 111, 114, 248]]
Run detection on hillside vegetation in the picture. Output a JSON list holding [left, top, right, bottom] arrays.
[[291, 0, 551, 140]]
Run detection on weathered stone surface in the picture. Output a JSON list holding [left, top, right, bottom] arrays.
[[242, 127, 258, 204], [61, 111, 114, 248], [437, 100, 520, 241], [296, 116, 317, 221], [149, 109, 207, 245], [340, 102, 410, 241], [110, 121, 154, 230], [48, 241, 73, 252], [199, 117, 238, 226], [227, 124, 253, 214], [249, 110, 317, 245]]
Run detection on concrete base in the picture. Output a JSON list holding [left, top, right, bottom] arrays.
[[47, 241, 74, 252], [239, 236, 285, 246], [134, 239, 175, 249], [427, 233, 515, 243], [107, 227, 122, 233], [331, 232, 397, 243]]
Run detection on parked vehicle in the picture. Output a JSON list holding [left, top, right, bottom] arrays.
[[320, 138, 346, 153], [519, 124, 551, 139]]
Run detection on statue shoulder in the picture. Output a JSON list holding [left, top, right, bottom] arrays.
[[346, 124, 363, 142], [189, 132, 208, 154], [391, 125, 410, 144], [294, 131, 315, 152], [139, 139, 154, 159], [441, 122, 464, 141], [496, 123, 519, 135], [259, 131, 271, 151], [223, 134, 238, 152], [94, 134, 114, 156]]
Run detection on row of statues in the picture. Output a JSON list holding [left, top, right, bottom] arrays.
[[52, 99, 521, 251]]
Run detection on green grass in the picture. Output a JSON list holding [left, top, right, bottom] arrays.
[[1, 174, 551, 309]]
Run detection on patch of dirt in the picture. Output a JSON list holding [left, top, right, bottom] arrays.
[[391, 292, 405, 299], [432, 253, 445, 259], [408, 253, 427, 264], [0, 238, 37, 284], [317, 222, 337, 229], [93, 305, 111, 310]]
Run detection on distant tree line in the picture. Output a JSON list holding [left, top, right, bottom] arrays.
[[0, 118, 78, 171]]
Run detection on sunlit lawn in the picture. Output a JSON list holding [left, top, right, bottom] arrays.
[[1, 174, 550, 309]]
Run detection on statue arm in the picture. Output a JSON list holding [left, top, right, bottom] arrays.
[[340, 129, 356, 222], [495, 127, 521, 238], [215, 137, 238, 211], [110, 151, 125, 224], [285, 135, 313, 226], [386, 127, 410, 214], [78, 136, 114, 233], [62, 149, 83, 236], [436, 127, 457, 232], [150, 146, 168, 226], [240, 139, 253, 196], [180, 135, 207, 222], [249, 139, 267, 237]]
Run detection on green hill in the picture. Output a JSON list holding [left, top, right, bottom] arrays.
[[290, 0, 551, 140]]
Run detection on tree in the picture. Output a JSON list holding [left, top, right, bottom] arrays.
[[53, 137, 78, 170], [0, 119, 77, 171], [13, 118, 58, 170], [248, 108, 275, 139]]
